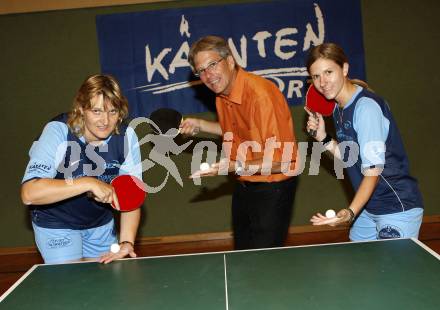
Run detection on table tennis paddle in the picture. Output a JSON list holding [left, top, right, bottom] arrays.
[[305, 84, 336, 137], [149, 108, 183, 136], [111, 175, 146, 211]]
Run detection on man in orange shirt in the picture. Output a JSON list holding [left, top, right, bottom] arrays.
[[181, 35, 298, 249]]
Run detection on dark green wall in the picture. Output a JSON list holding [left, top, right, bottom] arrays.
[[1, 0, 438, 246]]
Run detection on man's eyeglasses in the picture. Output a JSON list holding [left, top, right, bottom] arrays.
[[193, 58, 225, 77]]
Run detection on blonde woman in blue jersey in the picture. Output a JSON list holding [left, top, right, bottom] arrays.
[[21, 74, 142, 263], [305, 43, 423, 241]]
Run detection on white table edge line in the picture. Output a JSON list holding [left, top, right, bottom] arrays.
[[224, 254, 229, 310], [0, 264, 39, 302], [411, 237, 440, 260]]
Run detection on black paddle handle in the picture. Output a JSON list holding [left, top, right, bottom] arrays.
[[307, 112, 318, 138]]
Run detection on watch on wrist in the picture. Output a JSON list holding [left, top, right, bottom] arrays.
[[346, 208, 355, 223], [320, 134, 332, 145], [119, 241, 134, 247]]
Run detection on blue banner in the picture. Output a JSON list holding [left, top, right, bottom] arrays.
[[96, 0, 364, 118]]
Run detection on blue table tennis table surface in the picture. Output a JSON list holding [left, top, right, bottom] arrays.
[[0, 238, 439, 309]]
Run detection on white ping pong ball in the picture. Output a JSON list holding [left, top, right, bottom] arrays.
[[110, 243, 120, 253], [199, 162, 210, 171], [325, 209, 336, 218]]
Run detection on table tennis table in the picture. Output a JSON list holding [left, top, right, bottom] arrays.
[[0, 238, 439, 309]]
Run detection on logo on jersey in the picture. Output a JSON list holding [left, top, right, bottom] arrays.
[[343, 120, 352, 130], [47, 237, 73, 249], [378, 225, 403, 239]]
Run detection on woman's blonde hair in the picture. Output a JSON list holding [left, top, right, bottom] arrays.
[[67, 74, 128, 136]]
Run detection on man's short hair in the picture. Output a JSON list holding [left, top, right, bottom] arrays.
[[188, 35, 233, 69]]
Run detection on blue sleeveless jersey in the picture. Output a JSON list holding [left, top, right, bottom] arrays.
[[22, 113, 142, 229], [334, 88, 423, 215]]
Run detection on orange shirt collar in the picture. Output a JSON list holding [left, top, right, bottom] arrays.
[[218, 67, 244, 105]]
